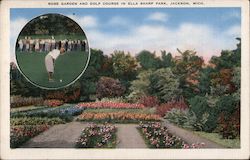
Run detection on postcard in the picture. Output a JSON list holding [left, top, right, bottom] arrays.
[[0, 0, 249, 159]]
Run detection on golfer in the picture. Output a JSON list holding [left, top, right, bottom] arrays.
[[45, 47, 65, 82]]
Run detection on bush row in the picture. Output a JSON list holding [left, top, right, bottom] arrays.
[[77, 112, 161, 123]]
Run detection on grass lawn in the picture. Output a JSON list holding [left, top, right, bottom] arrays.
[[84, 108, 156, 114], [16, 51, 89, 88], [194, 131, 240, 148]]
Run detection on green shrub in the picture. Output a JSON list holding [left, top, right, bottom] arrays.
[[216, 95, 240, 139], [188, 96, 218, 132]]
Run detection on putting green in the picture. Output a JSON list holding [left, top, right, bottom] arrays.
[[16, 51, 89, 89]]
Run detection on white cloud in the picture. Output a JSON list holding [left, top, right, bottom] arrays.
[[86, 22, 240, 62], [147, 12, 168, 22], [224, 25, 241, 37], [67, 15, 98, 29]]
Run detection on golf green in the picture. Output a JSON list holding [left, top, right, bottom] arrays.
[[16, 51, 89, 89]]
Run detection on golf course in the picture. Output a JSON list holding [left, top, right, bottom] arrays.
[[16, 51, 89, 88]]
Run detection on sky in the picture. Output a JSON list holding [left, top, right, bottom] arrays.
[[10, 8, 241, 62]]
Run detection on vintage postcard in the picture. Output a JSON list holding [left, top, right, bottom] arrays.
[[0, 0, 249, 159]]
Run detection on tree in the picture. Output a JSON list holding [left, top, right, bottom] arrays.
[[172, 49, 204, 99], [112, 50, 138, 77], [136, 50, 161, 70], [198, 67, 213, 95], [209, 38, 241, 96], [96, 77, 126, 99], [161, 50, 174, 68], [111, 50, 138, 90], [79, 49, 105, 101], [149, 68, 181, 102], [128, 70, 153, 100]]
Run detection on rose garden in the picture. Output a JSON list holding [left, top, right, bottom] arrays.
[[10, 38, 241, 148]]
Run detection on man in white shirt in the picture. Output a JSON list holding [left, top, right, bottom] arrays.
[[45, 47, 65, 82]]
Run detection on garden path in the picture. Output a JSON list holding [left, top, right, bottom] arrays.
[[116, 124, 147, 148], [21, 122, 87, 148], [162, 120, 224, 148]]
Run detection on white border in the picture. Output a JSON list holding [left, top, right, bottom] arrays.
[[1, 0, 249, 159]]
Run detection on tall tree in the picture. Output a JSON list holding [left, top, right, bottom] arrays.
[[172, 49, 204, 99], [149, 68, 181, 102], [161, 50, 174, 68], [136, 50, 161, 70]]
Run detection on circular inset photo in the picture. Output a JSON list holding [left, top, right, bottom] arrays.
[[15, 13, 90, 89]]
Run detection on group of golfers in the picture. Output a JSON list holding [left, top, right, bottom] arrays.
[[17, 36, 88, 53]]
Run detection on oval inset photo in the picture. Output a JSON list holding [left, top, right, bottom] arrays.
[[15, 13, 90, 89]]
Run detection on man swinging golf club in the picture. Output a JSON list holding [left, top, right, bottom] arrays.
[[45, 47, 65, 82]]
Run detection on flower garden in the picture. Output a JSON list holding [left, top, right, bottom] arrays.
[[75, 123, 117, 148], [10, 39, 241, 149], [10, 99, 214, 149]]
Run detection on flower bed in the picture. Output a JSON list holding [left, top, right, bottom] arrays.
[[11, 117, 66, 126], [10, 125, 49, 148], [75, 123, 116, 148], [77, 112, 161, 123], [11, 105, 85, 122], [11, 96, 44, 108], [138, 122, 205, 148], [77, 102, 145, 109], [43, 99, 64, 107]]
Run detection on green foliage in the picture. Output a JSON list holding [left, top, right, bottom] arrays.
[[198, 67, 213, 95], [79, 49, 106, 100], [20, 14, 84, 36], [129, 68, 181, 102], [188, 96, 218, 132], [216, 95, 238, 116], [96, 77, 126, 99], [165, 108, 189, 126], [172, 49, 204, 99], [161, 51, 174, 68], [136, 50, 161, 69], [210, 38, 241, 70], [111, 50, 138, 78], [128, 70, 153, 100], [149, 68, 181, 102]]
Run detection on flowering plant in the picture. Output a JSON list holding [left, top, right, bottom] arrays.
[[77, 102, 145, 109], [156, 99, 188, 117], [10, 125, 49, 148], [11, 117, 65, 126], [11, 105, 84, 122], [138, 122, 205, 148], [77, 112, 161, 123], [44, 99, 64, 107], [75, 123, 116, 148], [11, 96, 44, 108]]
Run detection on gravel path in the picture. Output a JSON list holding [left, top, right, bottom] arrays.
[[20, 120, 222, 148], [116, 124, 147, 148], [21, 122, 87, 148], [162, 120, 223, 148]]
